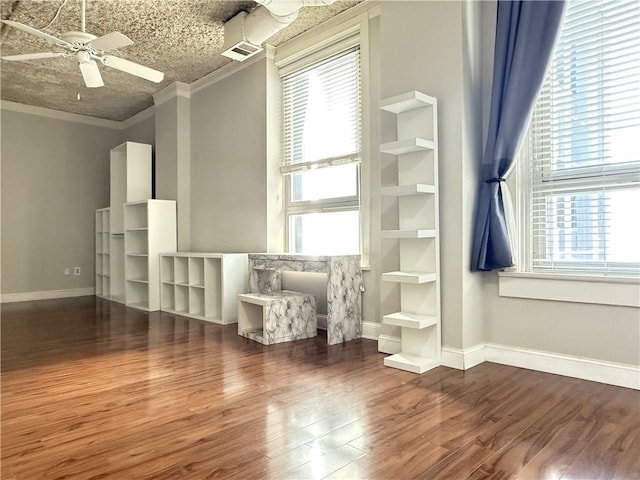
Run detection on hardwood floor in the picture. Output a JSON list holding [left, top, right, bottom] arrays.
[[2, 297, 639, 480]]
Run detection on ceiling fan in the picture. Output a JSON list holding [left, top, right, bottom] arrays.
[[1, 0, 164, 88]]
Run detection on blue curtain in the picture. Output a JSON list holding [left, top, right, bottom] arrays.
[[471, 0, 566, 271]]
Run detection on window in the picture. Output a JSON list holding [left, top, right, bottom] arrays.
[[281, 45, 361, 255], [526, 0, 640, 276]]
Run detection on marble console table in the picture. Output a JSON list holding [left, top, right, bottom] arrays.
[[248, 254, 363, 345]]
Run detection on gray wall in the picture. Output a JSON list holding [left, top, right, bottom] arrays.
[[484, 275, 640, 365], [1, 108, 121, 294], [378, 1, 485, 349], [190, 59, 269, 252], [122, 112, 155, 145]]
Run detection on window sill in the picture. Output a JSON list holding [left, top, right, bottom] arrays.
[[498, 271, 640, 307]]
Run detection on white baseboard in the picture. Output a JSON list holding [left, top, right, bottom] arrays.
[[371, 330, 638, 389], [485, 343, 640, 390], [1, 287, 95, 303], [362, 321, 380, 340], [441, 344, 487, 370], [377, 334, 401, 354]]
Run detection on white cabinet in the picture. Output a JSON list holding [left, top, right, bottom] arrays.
[[124, 200, 177, 311], [95, 208, 110, 299], [110, 142, 152, 234], [160, 253, 248, 324], [379, 90, 441, 374]]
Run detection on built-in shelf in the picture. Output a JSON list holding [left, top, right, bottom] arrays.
[[381, 229, 436, 239], [380, 138, 434, 155], [383, 353, 440, 375], [382, 271, 437, 284], [379, 90, 437, 114], [381, 184, 435, 196], [379, 90, 441, 374], [383, 312, 438, 329]]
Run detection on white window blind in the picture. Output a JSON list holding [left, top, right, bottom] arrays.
[[280, 45, 362, 255], [281, 46, 361, 175], [528, 0, 640, 275]]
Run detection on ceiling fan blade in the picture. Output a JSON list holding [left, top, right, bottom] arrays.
[[2, 52, 67, 61], [1, 20, 72, 49], [79, 60, 104, 88], [88, 32, 134, 52], [101, 55, 164, 83]]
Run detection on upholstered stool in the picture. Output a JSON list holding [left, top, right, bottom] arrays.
[[237, 290, 317, 345]]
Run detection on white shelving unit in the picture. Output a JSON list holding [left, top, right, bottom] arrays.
[[110, 142, 152, 234], [108, 141, 152, 304], [124, 200, 177, 311], [95, 208, 111, 299], [160, 253, 249, 324], [379, 90, 441, 374]]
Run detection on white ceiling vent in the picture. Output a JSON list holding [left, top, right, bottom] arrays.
[[221, 11, 264, 61]]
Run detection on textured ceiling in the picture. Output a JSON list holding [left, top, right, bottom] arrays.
[[0, 0, 361, 121]]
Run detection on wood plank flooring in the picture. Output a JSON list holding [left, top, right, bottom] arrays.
[[1, 296, 638, 479]]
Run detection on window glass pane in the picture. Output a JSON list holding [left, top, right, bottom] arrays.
[[291, 164, 358, 202], [289, 211, 359, 255], [532, 188, 640, 273], [534, 0, 640, 174], [528, 0, 640, 275]]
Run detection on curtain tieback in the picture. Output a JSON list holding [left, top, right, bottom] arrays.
[[485, 177, 505, 184]]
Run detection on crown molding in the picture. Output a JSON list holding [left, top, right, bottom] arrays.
[[153, 81, 191, 107], [190, 49, 267, 95], [120, 105, 155, 129], [0, 100, 122, 130]]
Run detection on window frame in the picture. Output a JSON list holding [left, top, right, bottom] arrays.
[[502, 0, 640, 305], [279, 35, 363, 257]]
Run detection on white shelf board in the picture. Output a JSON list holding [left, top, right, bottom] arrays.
[[382, 184, 435, 196], [383, 312, 438, 329], [162, 280, 176, 286], [384, 353, 440, 374], [125, 227, 148, 232], [379, 91, 436, 113], [126, 253, 148, 257], [126, 278, 149, 284], [380, 138, 434, 155], [190, 284, 205, 289], [382, 229, 436, 239], [382, 271, 437, 284]]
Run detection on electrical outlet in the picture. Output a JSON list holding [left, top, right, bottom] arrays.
[[74, 266, 81, 275], [64, 268, 70, 276]]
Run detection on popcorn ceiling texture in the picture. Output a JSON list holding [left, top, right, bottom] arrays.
[[0, 0, 360, 121]]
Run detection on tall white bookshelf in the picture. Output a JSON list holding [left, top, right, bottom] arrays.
[[379, 90, 441, 374], [108, 141, 152, 304], [124, 200, 177, 311], [159, 253, 248, 324], [95, 208, 111, 299]]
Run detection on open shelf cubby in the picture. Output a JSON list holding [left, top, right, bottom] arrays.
[[159, 253, 248, 324]]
